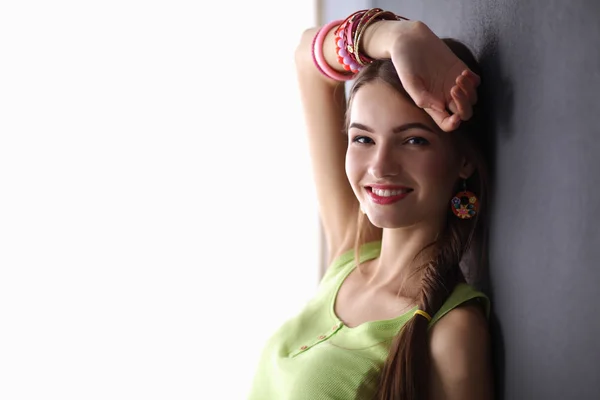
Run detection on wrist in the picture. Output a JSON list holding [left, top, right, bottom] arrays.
[[361, 20, 422, 59]]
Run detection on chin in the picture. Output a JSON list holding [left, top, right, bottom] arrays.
[[365, 212, 419, 229]]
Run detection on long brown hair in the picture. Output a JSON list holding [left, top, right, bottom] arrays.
[[347, 39, 490, 400]]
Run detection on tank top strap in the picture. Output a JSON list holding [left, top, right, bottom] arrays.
[[319, 241, 382, 288], [427, 282, 490, 329]]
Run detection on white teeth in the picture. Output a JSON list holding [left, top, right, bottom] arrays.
[[372, 188, 409, 197]]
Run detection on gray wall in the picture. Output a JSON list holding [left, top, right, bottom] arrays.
[[323, 0, 600, 398]]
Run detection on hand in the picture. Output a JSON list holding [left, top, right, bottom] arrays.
[[389, 22, 480, 132]]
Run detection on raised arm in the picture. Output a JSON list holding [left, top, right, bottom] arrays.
[[294, 20, 416, 263], [294, 18, 480, 264]]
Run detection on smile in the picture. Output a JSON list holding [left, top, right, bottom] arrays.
[[366, 186, 413, 205]]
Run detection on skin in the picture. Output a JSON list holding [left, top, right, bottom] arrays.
[[294, 19, 493, 399], [428, 301, 494, 400], [346, 79, 474, 288], [345, 80, 493, 400]]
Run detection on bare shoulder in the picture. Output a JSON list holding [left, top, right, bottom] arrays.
[[430, 300, 489, 343], [427, 301, 494, 400]]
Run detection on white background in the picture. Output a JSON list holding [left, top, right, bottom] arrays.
[[0, 1, 320, 398]]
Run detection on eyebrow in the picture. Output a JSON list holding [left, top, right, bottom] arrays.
[[348, 122, 436, 134]]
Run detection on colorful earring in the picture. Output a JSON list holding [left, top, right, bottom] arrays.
[[451, 180, 479, 220]]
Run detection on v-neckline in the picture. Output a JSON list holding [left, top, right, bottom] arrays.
[[328, 241, 419, 334]]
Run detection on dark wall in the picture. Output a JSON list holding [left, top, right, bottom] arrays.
[[324, 0, 600, 398]]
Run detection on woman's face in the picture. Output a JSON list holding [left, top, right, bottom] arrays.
[[346, 79, 473, 229]]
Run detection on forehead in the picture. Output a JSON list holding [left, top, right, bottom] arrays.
[[349, 80, 433, 130]]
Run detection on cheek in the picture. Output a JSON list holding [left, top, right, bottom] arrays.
[[345, 148, 366, 193], [411, 151, 458, 188], [345, 150, 359, 182]]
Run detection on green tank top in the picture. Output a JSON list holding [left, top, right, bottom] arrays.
[[248, 241, 490, 400]]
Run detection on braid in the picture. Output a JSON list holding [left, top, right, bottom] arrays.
[[374, 225, 465, 400], [346, 38, 489, 400]]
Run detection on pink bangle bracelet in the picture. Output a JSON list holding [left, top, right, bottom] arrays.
[[311, 28, 329, 78], [312, 19, 355, 81]]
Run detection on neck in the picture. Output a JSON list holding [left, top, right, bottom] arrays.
[[364, 220, 446, 296]]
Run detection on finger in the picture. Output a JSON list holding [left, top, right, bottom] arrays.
[[447, 99, 459, 115], [402, 76, 447, 113], [415, 90, 446, 113], [448, 86, 472, 121], [425, 107, 462, 132], [456, 75, 478, 104], [450, 75, 477, 115], [451, 86, 473, 121], [462, 69, 481, 87]]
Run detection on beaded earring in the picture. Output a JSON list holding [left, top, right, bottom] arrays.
[[451, 180, 479, 219]]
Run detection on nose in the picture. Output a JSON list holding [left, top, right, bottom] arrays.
[[368, 144, 400, 179]]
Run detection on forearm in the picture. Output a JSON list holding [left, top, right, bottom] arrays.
[[361, 20, 420, 60], [295, 20, 420, 81]]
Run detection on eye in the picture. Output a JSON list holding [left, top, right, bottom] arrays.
[[351, 136, 374, 145], [405, 136, 430, 145]]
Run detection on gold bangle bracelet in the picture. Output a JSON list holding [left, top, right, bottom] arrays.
[[353, 10, 400, 66]]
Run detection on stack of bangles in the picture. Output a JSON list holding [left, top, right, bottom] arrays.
[[312, 8, 409, 81]]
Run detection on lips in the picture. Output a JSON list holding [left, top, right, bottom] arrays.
[[365, 186, 413, 205]]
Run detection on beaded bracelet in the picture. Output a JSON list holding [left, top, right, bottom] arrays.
[[348, 8, 385, 65], [335, 9, 371, 72], [312, 19, 355, 81], [335, 8, 409, 72], [335, 20, 360, 73], [353, 9, 401, 66], [312, 9, 410, 81]]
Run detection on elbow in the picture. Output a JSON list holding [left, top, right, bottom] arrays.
[[294, 27, 319, 68]]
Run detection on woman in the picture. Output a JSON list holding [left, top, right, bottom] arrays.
[[249, 8, 493, 400]]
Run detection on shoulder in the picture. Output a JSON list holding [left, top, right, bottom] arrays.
[[429, 299, 489, 355], [429, 283, 490, 327], [427, 301, 493, 399]]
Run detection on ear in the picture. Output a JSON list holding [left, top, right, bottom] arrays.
[[457, 156, 475, 180]]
